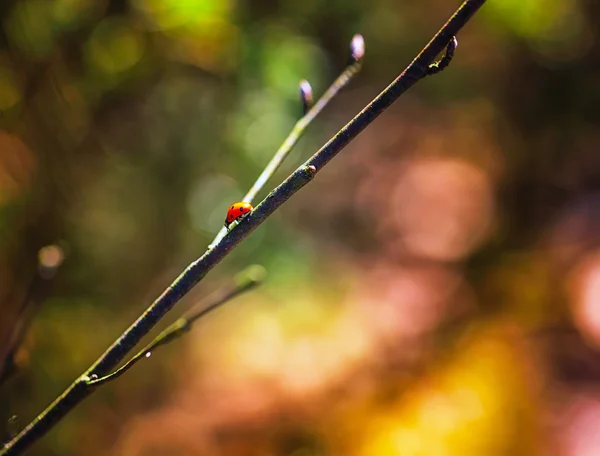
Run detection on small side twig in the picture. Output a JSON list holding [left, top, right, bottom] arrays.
[[2, 1, 485, 454], [426, 36, 458, 75], [86, 265, 266, 387], [0, 245, 65, 385], [209, 34, 365, 247]]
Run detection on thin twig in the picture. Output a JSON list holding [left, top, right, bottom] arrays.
[[210, 35, 364, 247], [0, 245, 65, 385], [87, 265, 266, 387], [1, 1, 486, 454]]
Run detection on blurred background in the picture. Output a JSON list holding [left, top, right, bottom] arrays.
[[0, 0, 599, 454]]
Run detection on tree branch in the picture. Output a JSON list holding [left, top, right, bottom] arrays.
[[209, 34, 365, 247], [77, 35, 363, 390], [1, 1, 487, 454]]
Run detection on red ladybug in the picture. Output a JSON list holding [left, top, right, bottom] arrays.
[[224, 202, 253, 230]]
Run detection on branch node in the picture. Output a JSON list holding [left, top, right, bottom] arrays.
[[81, 374, 95, 385], [305, 165, 317, 176]]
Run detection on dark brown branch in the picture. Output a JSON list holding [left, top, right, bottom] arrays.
[[1, 1, 486, 454]]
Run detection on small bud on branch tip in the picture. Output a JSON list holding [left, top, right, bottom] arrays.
[[299, 80, 313, 116], [426, 35, 458, 76], [350, 34, 365, 62]]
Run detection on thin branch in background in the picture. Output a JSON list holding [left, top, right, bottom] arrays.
[[1, 1, 485, 453], [209, 34, 365, 247], [0, 244, 65, 386], [87, 265, 266, 387], [2, 416, 19, 446]]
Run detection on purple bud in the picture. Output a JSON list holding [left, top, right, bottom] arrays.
[[299, 79, 313, 115], [350, 34, 365, 62]]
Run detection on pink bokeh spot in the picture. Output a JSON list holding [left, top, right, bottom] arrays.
[[560, 395, 600, 456], [569, 252, 600, 347], [390, 157, 494, 262]]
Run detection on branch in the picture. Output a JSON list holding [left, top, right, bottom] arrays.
[[209, 34, 365, 248], [44, 34, 362, 394], [86, 265, 266, 387], [62, 34, 363, 392], [2, 1, 486, 454]]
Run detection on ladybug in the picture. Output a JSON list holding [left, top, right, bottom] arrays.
[[224, 202, 253, 230]]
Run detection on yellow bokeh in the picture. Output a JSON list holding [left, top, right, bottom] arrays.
[[85, 18, 145, 76], [132, 0, 232, 30], [0, 65, 21, 111], [484, 0, 590, 61], [355, 324, 539, 456]]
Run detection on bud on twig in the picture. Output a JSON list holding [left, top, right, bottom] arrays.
[[426, 36, 458, 76], [299, 79, 313, 116], [350, 34, 365, 63]]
